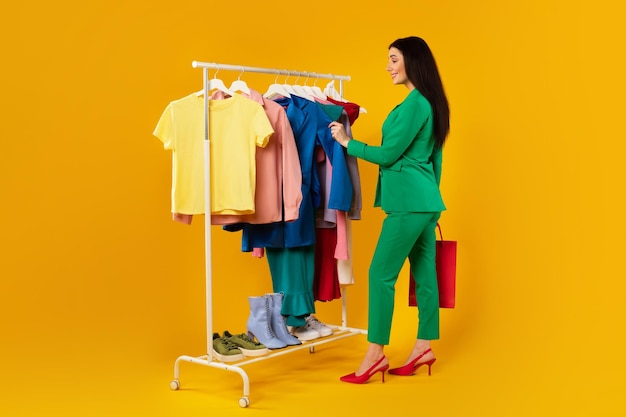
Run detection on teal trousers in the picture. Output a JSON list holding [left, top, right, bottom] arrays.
[[367, 212, 440, 345], [266, 245, 316, 327]]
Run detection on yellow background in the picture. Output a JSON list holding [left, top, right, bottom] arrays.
[[2, 1, 625, 415]]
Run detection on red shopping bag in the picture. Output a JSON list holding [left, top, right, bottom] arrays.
[[409, 223, 457, 309]]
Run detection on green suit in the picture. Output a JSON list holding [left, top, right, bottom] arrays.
[[347, 89, 445, 343]]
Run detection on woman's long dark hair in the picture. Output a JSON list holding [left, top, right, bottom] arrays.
[[389, 36, 450, 149]]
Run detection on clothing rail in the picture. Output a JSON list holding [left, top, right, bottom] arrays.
[[191, 60, 351, 81], [169, 61, 366, 408], [191, 60, 350, 99]]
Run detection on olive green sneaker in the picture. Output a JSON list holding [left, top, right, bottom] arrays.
[[223, 330, 269, 357], [212, 332, 244, 362]]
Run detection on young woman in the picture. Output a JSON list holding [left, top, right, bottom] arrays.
[[329, 36, 450, 384]]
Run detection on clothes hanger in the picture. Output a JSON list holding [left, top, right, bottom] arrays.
[[264, 70, 291, 98], [196, 65, 234, 96], [229, 66, 250, 94], [323, 80, 343, 101], [281, 71, 298, 96], [302, 72, 327, 100], [323, 80, 367, 113], [208, 75, 235, 96], [290, 74, 315, 101]]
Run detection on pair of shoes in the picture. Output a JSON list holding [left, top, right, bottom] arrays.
[[289, 315, 333, 341], [388, 348, 437, 376], [339, 356, 389, 384], [223, 330, 269, 357], [306, 315, 333, 337], [247, 293, 301, 349], [212, 333, 244, 362]]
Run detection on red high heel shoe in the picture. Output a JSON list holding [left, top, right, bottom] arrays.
[[388, 348, 436, 376], [339, 356, 389, 384]]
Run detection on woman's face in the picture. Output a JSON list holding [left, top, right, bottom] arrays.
[[387, 46, 412, 89]]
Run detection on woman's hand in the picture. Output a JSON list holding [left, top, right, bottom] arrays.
[[328, 121, 351, 148]]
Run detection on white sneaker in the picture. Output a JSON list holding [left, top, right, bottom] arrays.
[[290, 324, 321, 341], [306, 315, 333, 337]]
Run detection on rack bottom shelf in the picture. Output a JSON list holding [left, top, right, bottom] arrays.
[[170, 325, 367, 408]]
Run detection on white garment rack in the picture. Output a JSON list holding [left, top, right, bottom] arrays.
[[169, 61, 366, 408]]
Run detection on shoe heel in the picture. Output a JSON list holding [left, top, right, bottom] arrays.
[[425, 358, 436, 376], [381, 365, 389, 383]]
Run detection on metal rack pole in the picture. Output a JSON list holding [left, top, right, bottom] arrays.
[[191, 61, 351, 81]]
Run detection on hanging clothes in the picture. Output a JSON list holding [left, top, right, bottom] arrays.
[[225, 94, 353, 249], [313, 110, 361, 300], [225, 94, 354, 325], [153, 93, 274, 217], [155, 78, 363, 326], [180, 89, 304, 226]]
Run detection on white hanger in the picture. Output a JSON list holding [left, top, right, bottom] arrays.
[[281, 71, 298, 96], [229, 66, 250, 94], [264, 70, 291, 98], [208, 78, 234, 96], [290, 74, 315, 101], [208, 78, 233, 95], [196, 65, 234, 96], [323, 80, 367, 113], [302, 72, 327, 100], [323, 80, 343, 101]]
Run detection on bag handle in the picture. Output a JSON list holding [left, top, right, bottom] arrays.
[[436, 222, 443, 241]]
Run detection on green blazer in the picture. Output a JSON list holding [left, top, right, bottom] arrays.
[[347, 89, 445, 213]]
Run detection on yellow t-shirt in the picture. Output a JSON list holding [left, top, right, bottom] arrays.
[[154, 93, 273, 215]]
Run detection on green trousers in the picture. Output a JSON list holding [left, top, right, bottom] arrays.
[[367, 212, 440, 345]]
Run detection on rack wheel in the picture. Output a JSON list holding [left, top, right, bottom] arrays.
[[239, 397, 250, 408], [169, 380, 180, 390]]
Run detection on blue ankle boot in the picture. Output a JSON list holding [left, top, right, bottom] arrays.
[[266, 293, 302, 346], [246, 295, 286, 350]]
